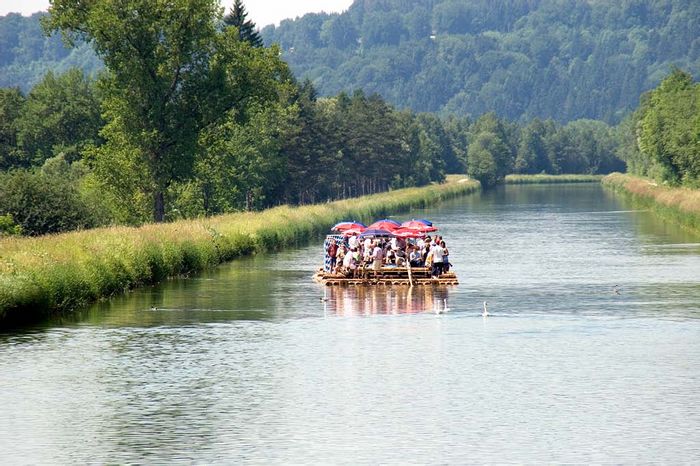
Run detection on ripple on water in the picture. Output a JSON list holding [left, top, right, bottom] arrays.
[[1, 184, 700, 463]]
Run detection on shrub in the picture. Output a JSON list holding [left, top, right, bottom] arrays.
[[0, 168, 98, 236]]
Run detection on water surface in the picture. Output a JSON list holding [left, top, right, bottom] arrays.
[[2, 184, 699, 463]]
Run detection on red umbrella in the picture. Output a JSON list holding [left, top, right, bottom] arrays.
[[393, 228, 426, 239], [400, 220, 438, 232], [367, 220, 401, 231], [342, 228, 365, 237], [332, 222, 366, 232]]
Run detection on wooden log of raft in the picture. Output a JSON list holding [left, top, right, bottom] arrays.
[[313, 267, 458, 286]]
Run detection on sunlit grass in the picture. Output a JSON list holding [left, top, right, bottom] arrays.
[[602, 173, 700, 232], [0, 177, 479, 323], [506, 174, 604, 184]]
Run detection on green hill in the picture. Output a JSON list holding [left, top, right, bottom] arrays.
[[0, 13, 101, 92], [261, 0, 700, 123]]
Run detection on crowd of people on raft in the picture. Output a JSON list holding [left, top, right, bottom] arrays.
[[326, 234, 450, 279]]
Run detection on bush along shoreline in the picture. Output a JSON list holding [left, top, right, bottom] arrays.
[[506, 174, 604, 184], [0, 177, 479, 327], [602, 173, 700, 232]]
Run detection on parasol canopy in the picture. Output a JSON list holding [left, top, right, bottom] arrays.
[[367, 219, 401, 231], [393, 228, 427, 239], [332, 221, 367, 232], [359, 228, 395, 238], [400, 220, 438, 232], [414, 219, 433, 226], [342, 228, 365, 237]]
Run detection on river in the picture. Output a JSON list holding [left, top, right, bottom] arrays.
[[1, 184, 699, 463]]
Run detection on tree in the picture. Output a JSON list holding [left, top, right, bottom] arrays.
[[515, 119, 551, 174], [469, 112, 515, 180], [636, 68, 700, 186], [321, 14, 358, 49], [15, 68, 102, 166], [0, 87, 27, 169], [467, 132, 500, 188], [0, 166, 98, 236], [279, 80, 340, 204], [194, 30, 296, 213], [223, 0, 263, 48], [197, 100, 293, 212], [45, 0, 221, 222]]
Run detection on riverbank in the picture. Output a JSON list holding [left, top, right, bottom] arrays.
[[602, 173, 700, 232], [0, 177, 479, 326], [506, 174, 603, 184]]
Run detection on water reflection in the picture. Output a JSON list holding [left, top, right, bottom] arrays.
[[323, 285, 452, 317]]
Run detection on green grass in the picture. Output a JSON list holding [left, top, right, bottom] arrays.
[[0, 177, 480, 326], [602, 173, 700, 232], [505, 174, 604, 184]]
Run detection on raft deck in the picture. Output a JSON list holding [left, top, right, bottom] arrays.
[[314, 266, 459, 286]]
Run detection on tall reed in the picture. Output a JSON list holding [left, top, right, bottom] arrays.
[[602, 173, 700, 232], [0, 178, 479, 325], [506, 174, 603, 184]]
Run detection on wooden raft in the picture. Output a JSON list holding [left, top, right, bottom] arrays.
[[313, 266, 459, 286]]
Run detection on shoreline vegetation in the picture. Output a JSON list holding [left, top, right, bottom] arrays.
[[506, 174, 604, 184], [602, 173, 700, 232], [0, 177, 478, 326]]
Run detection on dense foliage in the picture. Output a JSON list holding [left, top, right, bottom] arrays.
[[4, 0, 674, 237], [619, 68, 700, 187], [261, 0, 700, 123], [0, 13, 101, 92]]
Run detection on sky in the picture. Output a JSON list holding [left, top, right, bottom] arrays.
[[0, 0, 354, 27]]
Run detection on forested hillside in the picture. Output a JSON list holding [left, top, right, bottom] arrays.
[[0, 13, 101, 91], [0, 1, 696, 239], [261, 0, 700, 123]]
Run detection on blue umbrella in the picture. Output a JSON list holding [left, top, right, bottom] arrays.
[[359, 228, 395, 238], [414, 219, 433, 226]]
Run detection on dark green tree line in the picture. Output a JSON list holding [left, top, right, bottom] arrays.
[[620, 68, 699, 187], [0, 1, 634, 237]]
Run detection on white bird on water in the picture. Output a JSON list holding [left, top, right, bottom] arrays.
[[482, 301, 489, 317]]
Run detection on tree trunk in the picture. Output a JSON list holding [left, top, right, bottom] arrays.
[[154, 191, 165, 223]]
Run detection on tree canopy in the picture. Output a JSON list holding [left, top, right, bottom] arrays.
[[7, 0, 686, 238], [620, 68, 700, 187], [261, 0, 700, 123]]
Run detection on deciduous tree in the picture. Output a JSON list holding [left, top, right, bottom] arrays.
[[45, 0, 221, 222]]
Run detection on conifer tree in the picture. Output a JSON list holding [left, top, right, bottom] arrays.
[[224, 0, 263, 47]]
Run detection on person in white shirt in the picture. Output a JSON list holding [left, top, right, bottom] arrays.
[[372, 242, 384, 277], [431, 242, 444, 277], [348, 234, 359, 250]]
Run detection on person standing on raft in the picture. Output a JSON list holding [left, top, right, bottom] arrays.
[[372, 241, 384, 279], [327, 239, 338, 272]]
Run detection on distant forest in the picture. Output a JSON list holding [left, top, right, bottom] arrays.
[[261, 0, 700, 123], [1, 1, 698, 123], [0, 13, 101, 91], [0, 1, 697, 238]]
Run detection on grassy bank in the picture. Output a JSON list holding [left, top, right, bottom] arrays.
[[0, 177, 479, 325], [602, 173, 700, 232], [506, 174, 604, 184]]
